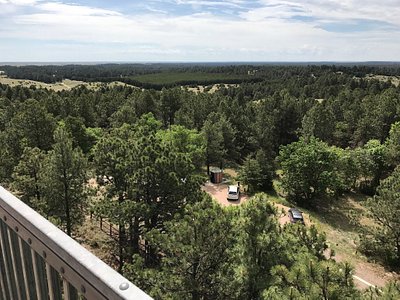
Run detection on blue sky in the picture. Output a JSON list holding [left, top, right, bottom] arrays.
[[0, 0, 399, 62]]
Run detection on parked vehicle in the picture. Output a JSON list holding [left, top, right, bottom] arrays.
[[288, 208, 304, 224], [227, 185, 240, 201]]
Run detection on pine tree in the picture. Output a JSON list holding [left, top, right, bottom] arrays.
[[239, 150, 274, 193], [128, 195, 237, 300], [39, 126, 88, 236], [94, 114, 204, 271], [385, 121, 400, 167], [11, 147, 45, 210], [238, 194, 283, 299], [360, 167, 400, 267], [265, 258, 358, 300], [93, 123, 137, 271], [201, 112, 228, 174]]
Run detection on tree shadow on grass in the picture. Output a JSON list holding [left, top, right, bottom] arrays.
[[306, 192, 367, 233], [264, 188, 293, 206]]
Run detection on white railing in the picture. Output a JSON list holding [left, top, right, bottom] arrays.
[[0, 186, 152, 300]]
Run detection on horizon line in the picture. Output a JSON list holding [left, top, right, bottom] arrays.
[[1, 60, 400, 66]]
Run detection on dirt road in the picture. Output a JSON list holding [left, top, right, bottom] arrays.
[[202, 181, 398, 290]]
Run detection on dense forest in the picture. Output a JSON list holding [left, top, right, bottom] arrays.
[[2, 63, 400, 89], [1, 64, 400, 299]]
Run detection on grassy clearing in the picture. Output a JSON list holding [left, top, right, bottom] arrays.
[[0, 73, 241, 92], [270, 177, 367, 260], [366, 74, 400, 87], [249, 175, 390, 279], [265, 183, 398, 286], [186, 83, 238, 94], [303, 194, 365, 258], [75, 216, 118, 269], [0, 75, 86, 91], [0, 75, 137, 91]]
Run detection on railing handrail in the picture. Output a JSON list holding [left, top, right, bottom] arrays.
[[0, 186, 152, 300]]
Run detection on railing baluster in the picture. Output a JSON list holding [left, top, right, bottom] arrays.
[[70, 283, 79, 300], [50, 266, 63, 300], [7, 227, 22, 300], [46, 262, 55, 300], [62, 280, 79, 300], [0, 221, 14, 300], [22, 240, 38, 299], [31, 249, 43, 300], [37, 254, 49, 298], [0, 271, 5, 300], [45, 264, 62, 300], [63, 278, 71, 299], [18, 237, 30, 299], [0, 243, 8, 300]]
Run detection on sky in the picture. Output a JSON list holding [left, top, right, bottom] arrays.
[[0, 0, 399, 62]]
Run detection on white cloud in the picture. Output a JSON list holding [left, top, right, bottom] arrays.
[[0, 0, 399, 61], [175, 0, 243, 7], [1, 0, 38, 5], [38, 2, 121, 16]]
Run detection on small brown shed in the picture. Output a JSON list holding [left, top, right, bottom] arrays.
[[210, 167, 223, 184]]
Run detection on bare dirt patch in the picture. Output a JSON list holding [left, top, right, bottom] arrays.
[[202, 181, 311, 226], [202, 182, 249, 207], [274, 203, 312, 227]]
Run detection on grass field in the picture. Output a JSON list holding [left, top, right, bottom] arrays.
[[366, 74, 400, 87], [132, 72, 250, 85], [0, 75, 137, 91]]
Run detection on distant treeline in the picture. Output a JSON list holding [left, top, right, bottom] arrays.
[[1, 63, 399, 89], [0, 64, 261, 87]]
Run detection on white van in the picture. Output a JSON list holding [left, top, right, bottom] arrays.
[[227, 185, 240, 201]]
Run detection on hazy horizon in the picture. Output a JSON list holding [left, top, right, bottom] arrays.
[[1, 61, 400, 66]]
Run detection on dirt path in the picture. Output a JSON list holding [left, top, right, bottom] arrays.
[[202, 182, 398, 290]]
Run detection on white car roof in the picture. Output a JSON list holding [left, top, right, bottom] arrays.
[[228, 185, 238, 192]]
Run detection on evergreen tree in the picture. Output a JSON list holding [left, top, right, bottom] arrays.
[[160, 88, 181, 128], [359, 167, 400, 267], [63, 116, 93, 153], [131, 114, 204, 266], [11, 147, 45, 210], [130, 195, 237, 299], [160, 125, 206, 171], [355, 140, 387, 194], [237, 194, 283, 299], [385, 121, 400, 167], [201, 113, 226, 174], [93, 123, 137, 271], [239, 150, 274, 193], [265, 258, 358, 300], [363, 281, 400, 300], [302, 102, 335, 143], [94, 114, 204, 270], [39, 126, 88, 236], [10, 99, 56, 150]]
